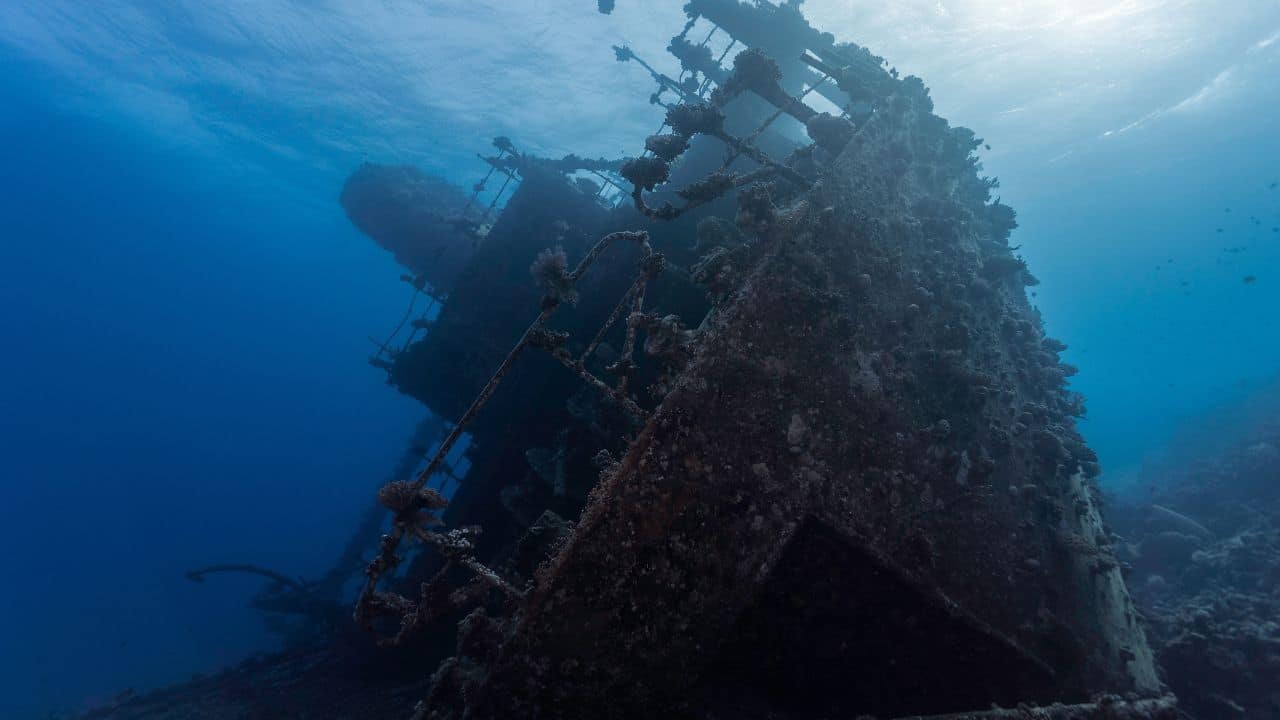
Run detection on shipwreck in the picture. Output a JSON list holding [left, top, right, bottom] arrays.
[[88, 2, 1181, 718]]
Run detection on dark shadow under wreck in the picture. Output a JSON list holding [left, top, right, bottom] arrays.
[[86, 2, 1181, 719]]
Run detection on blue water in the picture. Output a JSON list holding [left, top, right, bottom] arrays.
[[1, 2, 1278, 717], [0, 49, 423, 718]]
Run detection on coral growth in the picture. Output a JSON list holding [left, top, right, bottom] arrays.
[[665, 101, 726, 137], [644, 133, 689, 162], [529, 247, 578, 306], [1113, 414, 1280, 719], [377, 479, 449, 525], [619, 155, 670, 193]]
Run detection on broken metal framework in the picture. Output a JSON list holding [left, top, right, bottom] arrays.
[[339, 4, 1175, 718], [619, 52, 845, 222], [367, 2, 839, 378], [354, 0, 882, 659], [354, 229, 665, 646], [81, 3, 1187, 719]]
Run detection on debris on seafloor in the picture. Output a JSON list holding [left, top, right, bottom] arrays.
[[87, 3, 1183, 719], [1111, 399, 1280, 719]]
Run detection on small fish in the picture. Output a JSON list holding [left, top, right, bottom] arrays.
[[1243, 275, 1257, 284], [1270, 181, 1278, 190]]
